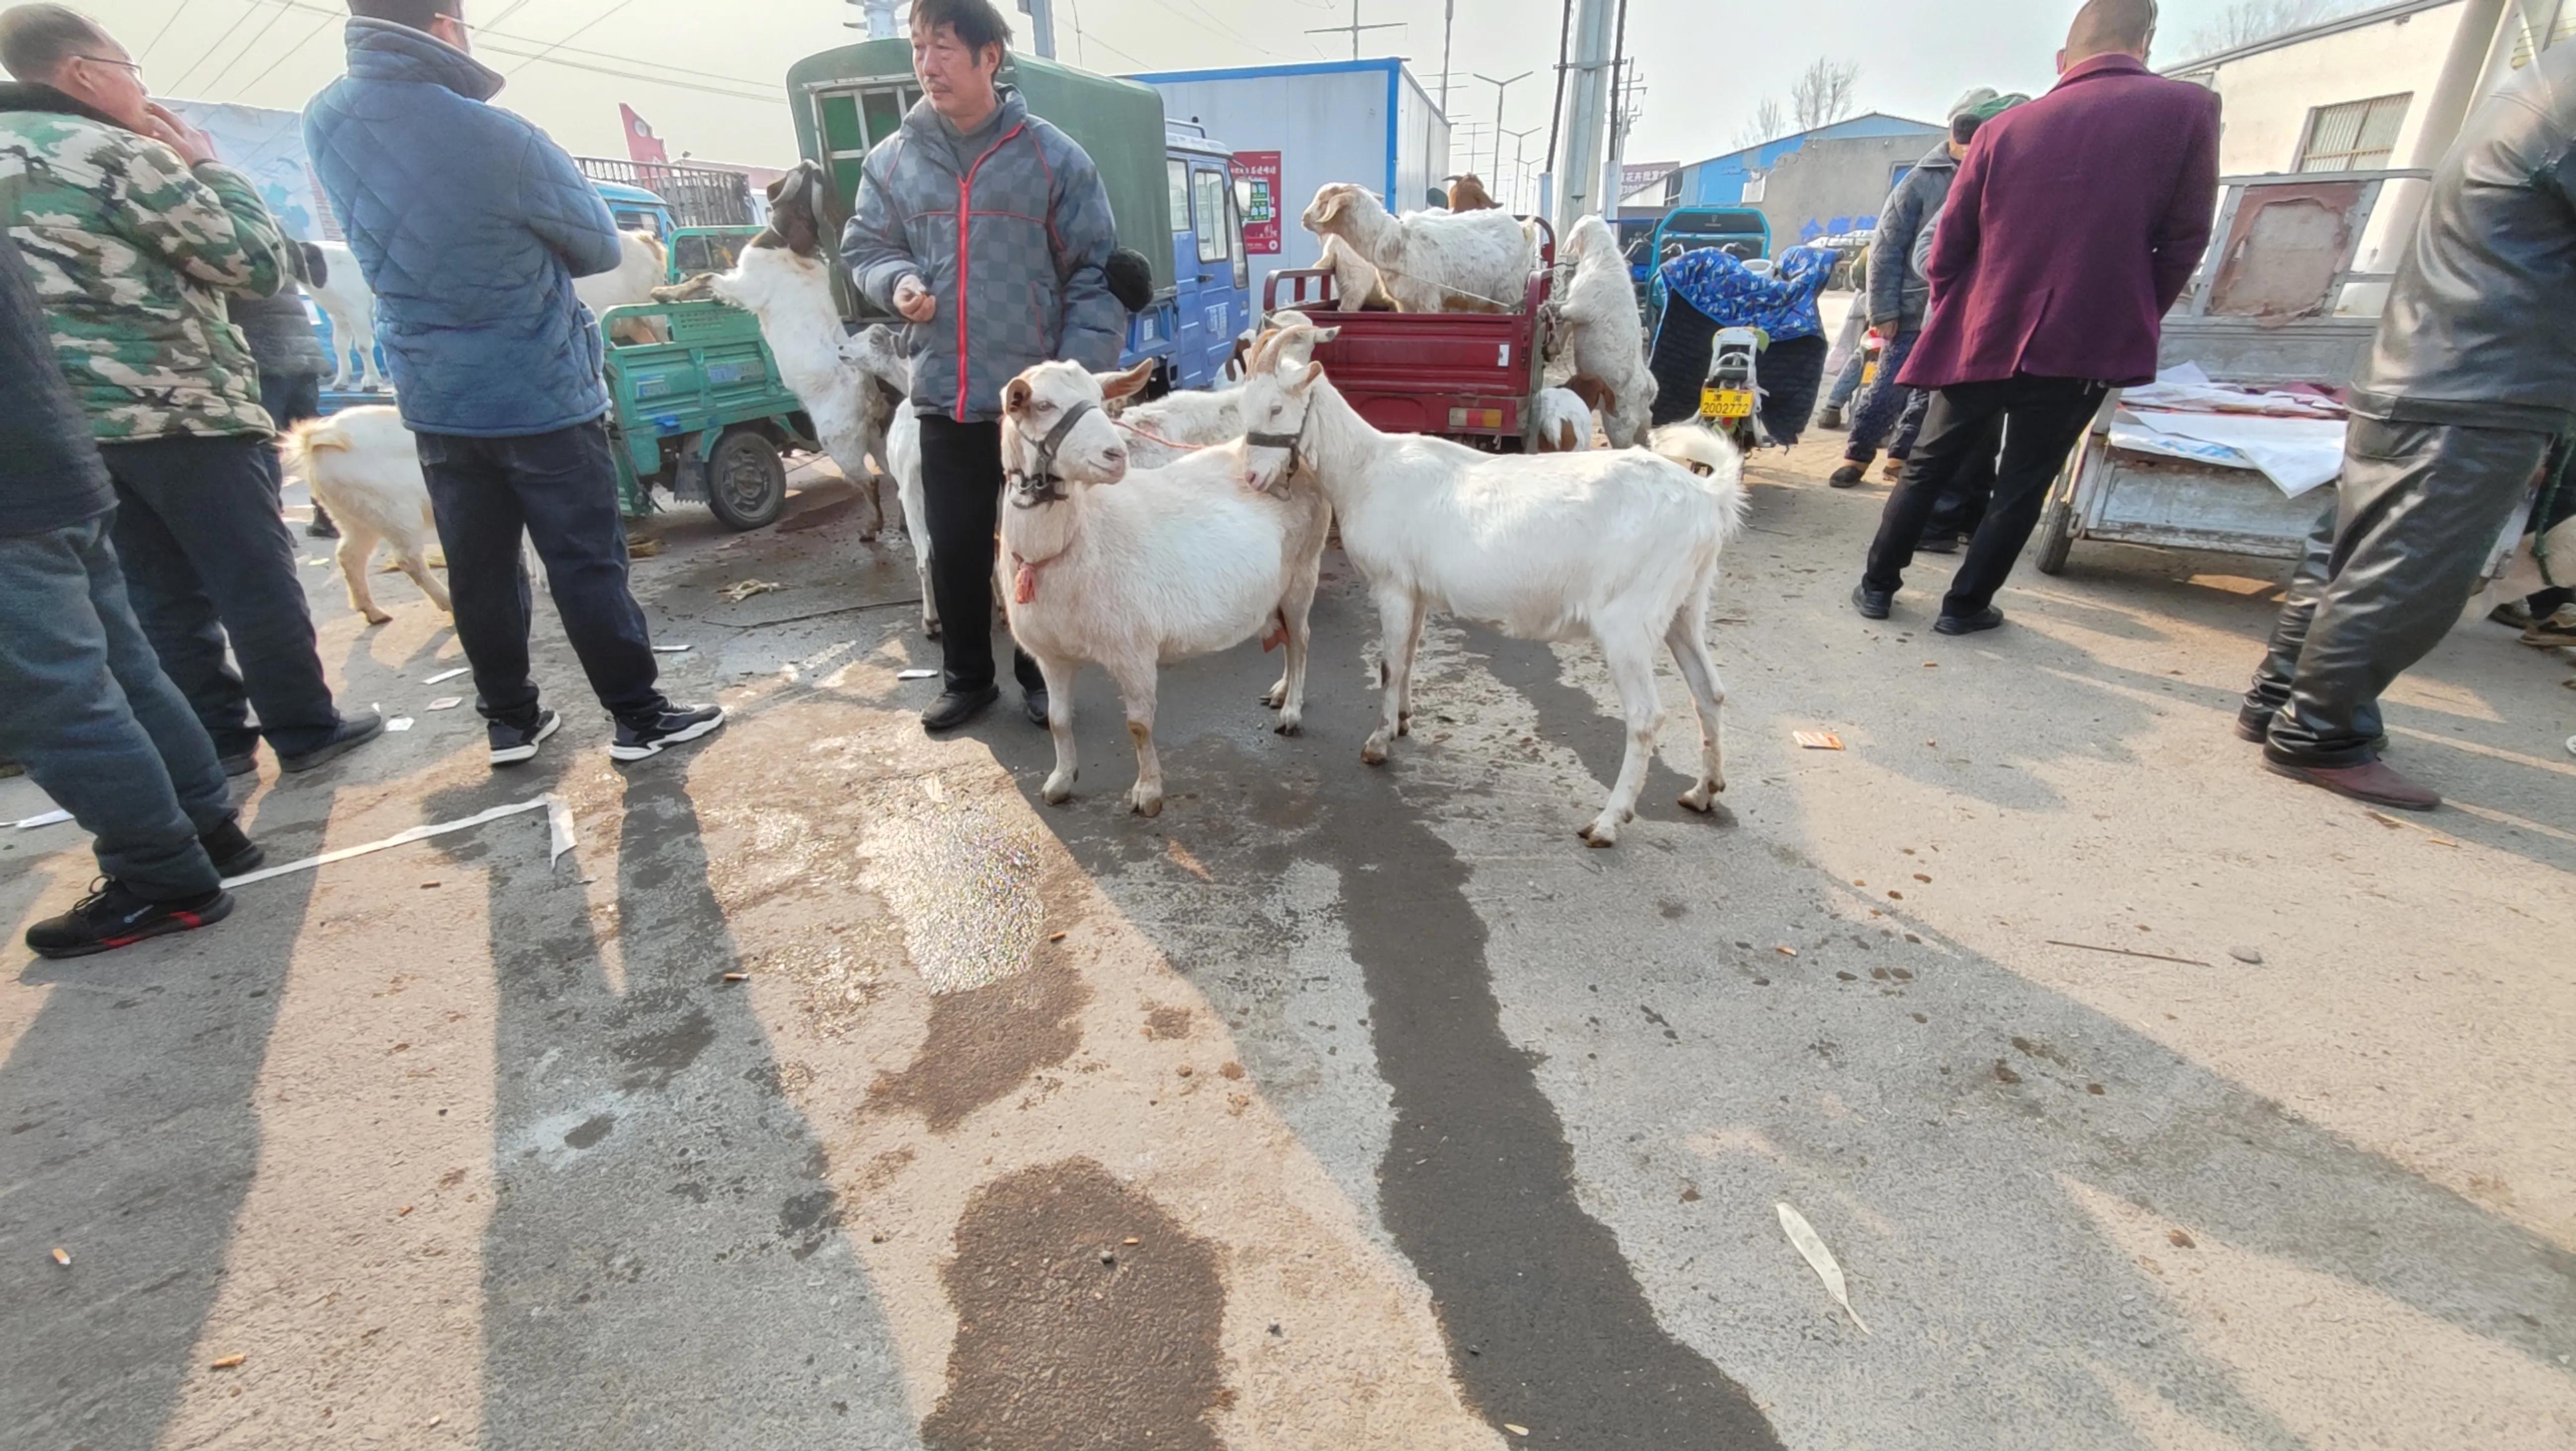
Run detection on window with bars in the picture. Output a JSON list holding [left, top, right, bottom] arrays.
[[2509, 6, 2576, 69], [2296, 93, 2412, 172]]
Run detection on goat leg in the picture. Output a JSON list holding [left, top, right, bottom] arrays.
[[1361, 590, 1424, 766], [1578, 633, 1667, 847], [1033, 652, 1080, 805], [1105, 655, 1164, 816]]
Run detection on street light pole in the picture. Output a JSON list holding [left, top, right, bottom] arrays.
[[1439, 0, 1455, 113], [1472, 70, 1532, 186]]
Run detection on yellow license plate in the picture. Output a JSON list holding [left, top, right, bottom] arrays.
[[1701, 387, 1753, 419]]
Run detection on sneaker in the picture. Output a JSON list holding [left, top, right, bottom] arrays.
[[306, 511, 340, 540], [611, 703, 726, 762], [2488, 601, 2535, 629], [279, 706, 385, 774], [1815, 405, 1847, 431], [1934, 606, 2006, 636], [1024, 687, 1050, 727], [1917, 532, 1959, 555], [489, 709, 562, 767], [1851, 582, 1892, 620], [26, 880, 233, 960], [1828, 463, 1868, 489], [218, 749, 259, 778], [199, 820, 265, 878], [2519, 608, 2576, 648], [921, 685, 1000, 733]]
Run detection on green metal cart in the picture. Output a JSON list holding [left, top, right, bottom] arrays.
[[600, 298, 812, 532]]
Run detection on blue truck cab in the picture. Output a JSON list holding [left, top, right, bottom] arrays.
[[1141, 123, 1252, 391], [593, 179, 679, 240]]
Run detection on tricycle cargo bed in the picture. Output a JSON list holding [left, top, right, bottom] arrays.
[[1263, 266, 1551, 445]]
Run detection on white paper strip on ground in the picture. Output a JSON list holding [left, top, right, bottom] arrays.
[[221, 794, 573, 888]]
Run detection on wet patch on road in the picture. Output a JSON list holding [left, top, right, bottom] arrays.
[[869, 961, 1090, 1133], [923, 1156, 1228, 1451]]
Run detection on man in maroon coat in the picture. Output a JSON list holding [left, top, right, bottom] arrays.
[[1854, 0, 2220, 634]]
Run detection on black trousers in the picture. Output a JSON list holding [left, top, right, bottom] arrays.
[[1862, 375, 2106, 616], [412, 420, 666, 728], [258, 370, 322, 431], [2244, 416, 2549, 768], [99, 433, 342, 759], [916, 412, 1044, 696]]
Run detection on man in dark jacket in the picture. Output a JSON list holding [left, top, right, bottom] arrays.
[[2239, 40, 2576, 810], [843, 0, 1122, 733], [230, 239, 339, 537], [2, 4, 381, 779], [305, 0, 722, 767], [1828, 89, 1997, 489], [0, 228, 262, 958], [1854, 0, 2220, 634]]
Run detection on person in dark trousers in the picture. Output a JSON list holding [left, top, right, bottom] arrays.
[[232, 239, 340, 537], [1854, 0, 2218, 636], [1829, 88, 2001, 489], [0, 228, 263, 958], [2240, 40, 2576, 811], [842, 0, 1124, 733], [304, 0, 722, 766], [1, 5, 381, 780]]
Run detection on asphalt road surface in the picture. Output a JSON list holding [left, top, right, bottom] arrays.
[[3, 439, 2570, 1451]]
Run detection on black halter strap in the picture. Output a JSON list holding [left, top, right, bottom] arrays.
[[1245, 413, 1309, 485], [1007, 400, 1099, 508]]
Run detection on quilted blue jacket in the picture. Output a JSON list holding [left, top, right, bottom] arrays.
[[841, 89, 1122, 423], [302, 21, 622, 437]]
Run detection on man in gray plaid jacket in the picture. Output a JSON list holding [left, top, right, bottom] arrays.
[[843, 0, 1123, 733]]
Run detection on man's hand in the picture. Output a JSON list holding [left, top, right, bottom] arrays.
[[140, 102, 217, 167], [892, 274, 936, 323]]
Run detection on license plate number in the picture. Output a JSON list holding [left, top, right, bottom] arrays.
[[1701, 387, 1753, 419]]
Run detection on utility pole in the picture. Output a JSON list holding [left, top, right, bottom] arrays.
[[1305, 0, 1401, 61], [1020, 0, 1056, 59], [1472, 70, 1532, 185], [1438, 0, 1455, 113], [1553, 0, 1614, 230], [1501, 124, 1540, 211], [845, 0, 899, 37], [1597, 0, 1633, 217]]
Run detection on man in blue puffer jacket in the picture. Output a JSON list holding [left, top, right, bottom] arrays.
[[304, 0, 722, 768], [842, 0, 1122, 733]]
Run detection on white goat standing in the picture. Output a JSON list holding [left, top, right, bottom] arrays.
[[1550, 215, 1657, 448], [1315, 233, 1399, 312], [653, 165, 892, 538], [1106, 318, 1329, 469], [998, 357, 1331, 817], [280, 406, 451, 626], [884, 405, 935, 638], [306, 240, 383, 393], [1300, 183, 1536, 315], [1240, 323, 1746, 846]]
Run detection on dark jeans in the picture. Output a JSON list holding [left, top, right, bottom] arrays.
[[0, 515, 232, 899], [1862, 374, 2107, 616], [258, 371, 322, 432], [2246, 417, 2550, 769], [99, 433, 341, 759], [916, 412, 1044, 696], [1843, 330, 1918, 459], [412, 421, 666, 728], [1924, 411, 2003, 541]]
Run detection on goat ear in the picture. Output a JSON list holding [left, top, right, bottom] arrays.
[[1002, 377, 1033, 414], [1100, 358, 1157, 401], [1312, 326, 1341, 345], [1283, 360, 1323, 394]]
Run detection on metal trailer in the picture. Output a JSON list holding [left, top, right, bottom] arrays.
[[574, 158, 756, 229], [2031, 169, 2425, 575], [598, 299, 811, 532], [1129, 59, 1453, 309], [785, 38, 1247, 392], [1259, 218, 1556, 450]]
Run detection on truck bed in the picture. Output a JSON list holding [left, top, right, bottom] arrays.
[[1263, 268, 1552, 447]]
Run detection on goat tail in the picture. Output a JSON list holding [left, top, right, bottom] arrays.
[[1650, 423, 1751, 545], [279, 416, 352, 476]]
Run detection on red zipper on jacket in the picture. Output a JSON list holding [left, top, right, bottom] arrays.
[[953, 122, 1029, 421]]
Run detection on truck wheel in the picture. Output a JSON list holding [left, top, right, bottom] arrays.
[[2034, 472, 2077, 575], [706, 427, 787, 531]]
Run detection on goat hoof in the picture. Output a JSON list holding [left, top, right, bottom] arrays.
[[1043, 776, 1074, 806], [363, 610, 393, 627], [1275, 717, 1303, 737], [1360, 738, 1390, 766], [923, 622, 942, 640], [1397, 714, 1413, 737], [1680, 784, 1718, 813], [1129, 792, 1164, 818], [1579, 821, 1619, 848]]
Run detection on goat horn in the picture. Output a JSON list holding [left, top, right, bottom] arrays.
[[1249, 326, 1286, 374]]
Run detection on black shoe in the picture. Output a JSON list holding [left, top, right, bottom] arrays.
[[305, 515, 340, 540], [279, 706, 385, 774], [611, 703, 726, 762], [217, 749, 258, 778], [1815, 405, 1846, 431], [1917, 532, 1959, 555], [2234, 705, 2274, 744], [26, 880, 234, 960], [1851, 583, 1891, 620], [198, 820, 265, 878], [921, 685, 1000, 733], [1934, 607, 2005, 636], [1828, 463, 1868, 488], [489, 709, 562, 767], [1024, 688, 1050, 727]]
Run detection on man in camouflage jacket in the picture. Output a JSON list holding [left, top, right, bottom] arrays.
[[0, 4, 378, 775]]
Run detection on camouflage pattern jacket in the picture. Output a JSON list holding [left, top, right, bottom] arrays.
[[0, 84, 286, 440]]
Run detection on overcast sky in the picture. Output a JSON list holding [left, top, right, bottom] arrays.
[[82, 0, 2268, 175]]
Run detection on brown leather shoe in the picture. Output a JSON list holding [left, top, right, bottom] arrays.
[[2264, 757, 2440, 811]]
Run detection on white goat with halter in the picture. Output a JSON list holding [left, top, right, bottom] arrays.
[[652, 163, 894, 537], [1549, 215, 1658, 448], [998, 352, 1331, 817], [1299, 183, 1536, 314], [1239, 322, 1747, 846], [1105, 314, 1330, 469]]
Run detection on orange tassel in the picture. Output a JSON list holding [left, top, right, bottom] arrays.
[[1013, 560, 1038, 603]]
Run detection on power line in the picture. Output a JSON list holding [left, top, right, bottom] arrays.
[[252, 0, 782, 96], [198, 0, 304, 99], [223, 11, 353, 105], [168, 0, 284, 95], [506, 0, 644, 77], [135, 0, 189, 67], [1304, 0, 1402, 60]]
